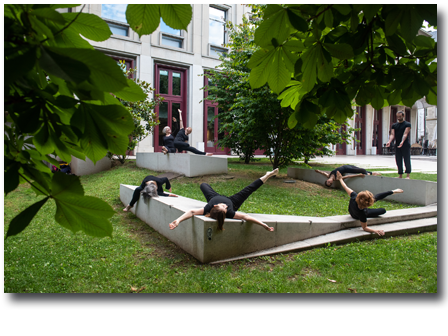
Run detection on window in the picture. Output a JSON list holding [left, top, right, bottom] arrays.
[[160, 18, 184, 48], [209, 6, 226, 46], [101, 4, 129, 37]]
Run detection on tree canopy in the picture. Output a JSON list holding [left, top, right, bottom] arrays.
[[248, 4, 437, 129], [4, 4, 192, 238], [205, 7, 353, 168]]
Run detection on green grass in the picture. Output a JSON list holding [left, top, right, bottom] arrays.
[[4, 161, 437, 293], [381, 172, 437, 182]]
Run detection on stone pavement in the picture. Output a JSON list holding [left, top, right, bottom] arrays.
[[302, 155, 438, 174]]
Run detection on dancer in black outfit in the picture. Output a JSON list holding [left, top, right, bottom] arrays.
[[161, 123, 177, 154], [385, 110, 412, 179], [173, 110, 213, 156], [315, 165, 381, 187], [123, 175, 178, 211], [336, 171, 403, 236], [169, 168, 279, 231]]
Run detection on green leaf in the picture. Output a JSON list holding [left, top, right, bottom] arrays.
[[249, 52, 274, 89], [160, 4, 192, 31], [287, 9, 308, 32], [113, 78, 147, 102], [333, 4, 352, 15], [39, 46, 91, 84], [33, 125, 54, 155], [31, 7, 66, 25], [51, 171, 84, 197], [414, 35, 435, 49], [6, 197, 50, 238], [62, 12, 112, 42], [322, 43, 354, 59], [126, 4, 161, 37], [371, 86, 386, 110], [5, 47, 37, 86], [4, 162, 21, 196], [248, 49, 273, 69], [386, 34, 409, 55], [54, 48, 128, 92], [288, 110, 298, 129], [280, 45, 299, 73], [426, 87, 437, 105], [300, 46, 318, 93], [316, 45, 333, 82], [283, 39, 305, 53], [387, 89, 402, 106], [399, 9, 423, 43], [49, 132, 72, 163], [267, 49, 292, 94], [413, 77, 429, 97], [361, 4, 382, 23], [54, 27, 94, 49], [385, 8, 402, 36], [16, 105, 41, 134], [254, 7, 291, 47], [324, 8, 334, 28], [29, 15, 54, 39]]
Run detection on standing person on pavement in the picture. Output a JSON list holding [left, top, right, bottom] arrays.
[[385, 111, 412, 179]]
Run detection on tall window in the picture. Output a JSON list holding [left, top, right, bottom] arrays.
[[101, 4, 129, 37], [209, 6, 227, 57], [160, 18, 184, 48]]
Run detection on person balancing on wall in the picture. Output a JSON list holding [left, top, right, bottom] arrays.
[[336, 171, 404, 236], [315, 164, 381, 187]]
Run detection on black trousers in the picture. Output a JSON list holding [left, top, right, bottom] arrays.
[[164, 146, 176, 153], [344, 165, 372, 175], [200, 178, 264, 211], [174, 141, 206, 155], [129, 187, 144, 207], [395, 145, 411, 174]]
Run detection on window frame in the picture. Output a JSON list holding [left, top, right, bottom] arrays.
[[208, 5, 229, 55]]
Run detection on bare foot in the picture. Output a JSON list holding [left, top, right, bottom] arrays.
[[269, 168, 279, 177], [206, 153, 213, 156], [123, 205, 132, 212], [405, 177, 410, 179], [372, 172, 381, 176], [392, 189, 404, 194]]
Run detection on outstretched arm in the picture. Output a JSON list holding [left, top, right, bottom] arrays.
[[386, 129, 395, 147], [169, 208, 204, 230], [360, 221, 385, 236], [336, 171, 353, 196], [233, 212, 274, 231], [315, 169, 330, 178], [178, 109, 184, 130]]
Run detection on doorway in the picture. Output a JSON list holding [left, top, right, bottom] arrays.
[[154, 64, 187, 152]]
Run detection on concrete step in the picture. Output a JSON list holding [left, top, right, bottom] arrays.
[[210, 217, 437, 264]]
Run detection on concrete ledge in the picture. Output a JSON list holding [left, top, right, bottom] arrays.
[[211, 217, 438, 264], [70, 156, 111, 176], [120, 184, 437, 263], [136, 152, 228, 177], [287, 167, 437, 205]]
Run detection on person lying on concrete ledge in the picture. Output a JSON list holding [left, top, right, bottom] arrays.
[[315, 164, 381, 187], [123, 175, 178, 212], [336, 171, 403, 236], [169, 168, 279, 232]]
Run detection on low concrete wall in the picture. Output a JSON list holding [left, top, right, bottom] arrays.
[[70, 156, 111, 176], [120, 184, 436, 263], [287, 167, 437, 206], [136, 152, 228, 177]]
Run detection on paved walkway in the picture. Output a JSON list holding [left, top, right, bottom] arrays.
[[305, 155, 437, 174]]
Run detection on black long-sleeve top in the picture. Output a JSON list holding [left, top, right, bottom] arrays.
[[174, 129, 188, 143], [348, 191, 393, 222], [140, 175, 171, 197]]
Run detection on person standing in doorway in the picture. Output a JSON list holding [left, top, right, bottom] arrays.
[[385, 110, 412, 179]]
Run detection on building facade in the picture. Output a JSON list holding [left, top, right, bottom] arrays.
[[69, 4, 249, 154]]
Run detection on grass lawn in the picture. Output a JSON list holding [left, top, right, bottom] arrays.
[[4, 161, 437, 293]]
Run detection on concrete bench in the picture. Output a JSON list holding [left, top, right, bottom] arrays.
[[287, 167, 437, 206], [136, 152, 227, 177], [120, 184, 436, 263]]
